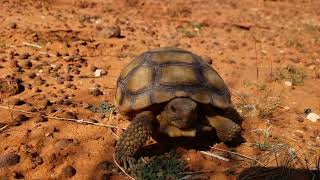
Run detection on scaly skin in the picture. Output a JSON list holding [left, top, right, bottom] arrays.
[[114, 111, 154, 170], [207, 115, 241, 142]]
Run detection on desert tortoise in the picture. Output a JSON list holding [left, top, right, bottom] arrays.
[[114, 47, 241, 168]]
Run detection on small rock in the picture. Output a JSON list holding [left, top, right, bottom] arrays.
[[63, 99, 73, 106], [45, 132, 53, 137], [0, 153, 20, 168], [13, 172, 24, 179], [23, 60, 32, 68], [90, 65, 98, 72], [14, 99, 25, 106], [34, 115, 47, 123], [73, 69, 80, 74], [283, 106, 290, 110], [57, 77, 64, 84], [40, 99, 52, 109], [30, 153, 43, 168], [102, 26, 121, 38], [90, 88, 103, 96], [47, 107, 57, 113], [94, 69, 105, 77], [63, 166, 76, 177], [19, 52, 30, 60], [284, 81, 292, 87], [306, 112, 320, 122], [64, 112, 77, 119], [65, 75, 73, 81], [65, 83, 73, 88], [82, 103, 91, 109], [296, 116, 304, 122], [9, 60, 19, 68], [304, 108, 312, 115], [28, 72, 37, 79], [14, 114, 29, 124], [35, 76, 45, 85], [9, 22, 17, 29]]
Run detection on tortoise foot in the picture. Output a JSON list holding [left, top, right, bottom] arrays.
[[114, 111, 154, 171]]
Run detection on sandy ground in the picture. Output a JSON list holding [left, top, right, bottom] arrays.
[[0, 0, 320, 179]]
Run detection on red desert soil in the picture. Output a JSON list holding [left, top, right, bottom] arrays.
[[0, 0, 320, 179]]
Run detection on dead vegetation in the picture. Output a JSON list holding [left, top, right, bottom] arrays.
[[234, 84, 282, 119]]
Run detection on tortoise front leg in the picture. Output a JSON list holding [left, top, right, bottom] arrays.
[[114, 111, 155, 170], [207, 115, 241, 142]]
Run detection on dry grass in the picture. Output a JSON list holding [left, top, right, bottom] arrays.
[[274, 65, 307, 86], [233, 84, 282, 119]]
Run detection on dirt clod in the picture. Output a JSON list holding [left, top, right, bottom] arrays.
[[14, 114, 29, 123], [13, 99, 25, 106], [13, 172, 24, 179], [28, 72, 37, 79], [0, 153, 20, 168], [63, 166, 76, 177], [9, 22, 17, 29], [34, 115, 47, 123], [63, 112, 77, 119], [90, 88, 103, 96], [19, 53, 30, 60], [0, 77, 22, 96], [101, 26, 121, 38]]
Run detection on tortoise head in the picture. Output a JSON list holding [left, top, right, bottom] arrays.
[[162, 98, 198, 129]]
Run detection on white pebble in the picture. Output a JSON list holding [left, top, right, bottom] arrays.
[[283, 106, 290, 110], [284, 81, 292, 87], [94, 69, 104, 77], [306, 112, 320, 122]]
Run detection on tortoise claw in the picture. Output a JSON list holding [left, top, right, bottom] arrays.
[[115, 153, 137, 171]]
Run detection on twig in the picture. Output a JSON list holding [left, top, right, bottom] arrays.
[[0, 105, 123, 130], [178, 175, 192, 180], [200, 151, 230, 162], [113, 154, 135, 180], [0, 124, 9, 132], [210, 146, 266, 166], [179, 170, 215, 175], [22, 42, 42, 49], [39, 51, 57, 57], [179, 172, 214, 180]]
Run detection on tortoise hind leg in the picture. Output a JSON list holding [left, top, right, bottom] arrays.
[[115, 111, 155, 170], [207, 115, 241, 142]]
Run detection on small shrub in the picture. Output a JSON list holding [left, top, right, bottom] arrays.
[[89, 101, 114, 113], [275, 65, 307, 85], [134, 151, 188, 180]]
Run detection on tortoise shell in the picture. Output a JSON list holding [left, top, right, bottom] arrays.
[[115, 47, 231, 114]]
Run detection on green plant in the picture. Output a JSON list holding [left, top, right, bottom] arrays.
[[252, 126, 273, 151], [275, 65, 307, 85], [89, 101, 114, 113], [134, 151, 188, 180]]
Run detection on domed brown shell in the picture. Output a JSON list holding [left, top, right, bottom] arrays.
[[115, 47, 231, 114]]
